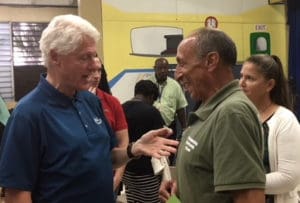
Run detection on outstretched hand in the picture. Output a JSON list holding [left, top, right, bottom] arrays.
[[132, 127, 179, 159]]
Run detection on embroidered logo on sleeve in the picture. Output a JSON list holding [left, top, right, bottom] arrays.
[[185, 136, 198, 152]]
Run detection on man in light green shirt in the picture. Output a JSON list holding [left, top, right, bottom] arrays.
[[149, 58, 187, 141]]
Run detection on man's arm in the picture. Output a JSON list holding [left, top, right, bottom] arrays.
[[4, 189, 32, 203], [176, 107, 187, 129], [232, 189, 265, 203], [113, 129, 129, 191]]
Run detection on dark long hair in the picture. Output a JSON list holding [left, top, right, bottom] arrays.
[[244, 54, 294, 110], [98, 64, 112, 94]]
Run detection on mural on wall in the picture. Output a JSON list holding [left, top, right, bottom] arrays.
[[130, 26, 183, 57], [102, 0, 287, 103], [110, 69, 154, 103]]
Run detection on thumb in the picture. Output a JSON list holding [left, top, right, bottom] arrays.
[[155, 127, 173, 138]]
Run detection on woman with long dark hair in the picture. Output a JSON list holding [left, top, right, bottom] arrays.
[[240, 54, 300, 203]]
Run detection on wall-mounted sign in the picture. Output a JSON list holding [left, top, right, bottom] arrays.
[[255, 24, 267, 31], [205, 16, 218, 29], [250, 32, 271, 55]]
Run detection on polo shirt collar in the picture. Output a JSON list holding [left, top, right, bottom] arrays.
[[38, 73, 84, 107], [189, 80, 240, 124]]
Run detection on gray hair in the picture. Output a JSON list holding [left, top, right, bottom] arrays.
[[190, 28, 237, 66], [39, 14, 100, 67]]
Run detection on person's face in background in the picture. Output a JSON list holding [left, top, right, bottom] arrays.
[[89, 58, 102, 87], [88, 57, 102, 94], [53, 36, 98, 92], [154, 60, 169, 84], [176, 37, 208, 102], [239, 61, 274, 105]]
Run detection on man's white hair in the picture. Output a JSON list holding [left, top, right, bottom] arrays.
[[39, 14, 100, 67]]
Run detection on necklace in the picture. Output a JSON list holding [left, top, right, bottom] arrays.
[[259, 102, 274, 122]]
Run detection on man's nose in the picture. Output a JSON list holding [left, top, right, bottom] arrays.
[[239, 77, 245, 87]]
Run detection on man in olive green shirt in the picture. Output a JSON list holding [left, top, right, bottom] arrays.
[[159, 28, 265, 203]]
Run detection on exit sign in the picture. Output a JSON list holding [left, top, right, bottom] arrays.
[[255, 24, 267, 31]]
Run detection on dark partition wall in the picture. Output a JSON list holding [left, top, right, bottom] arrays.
[[287, 0, 300, 119]]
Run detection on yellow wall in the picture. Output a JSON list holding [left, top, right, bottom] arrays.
[[0, 2, 287, 79], [101, 2, 288, 79], [78, 0, 103, 60]]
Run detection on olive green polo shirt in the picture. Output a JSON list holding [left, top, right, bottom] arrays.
[[176, 80, 265, 203]]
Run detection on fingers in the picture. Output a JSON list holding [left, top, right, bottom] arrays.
[[159, 181, 172, 202], [152, 139, 178, 158], [171, 181, 177, 195], [136, 128, 179, 159], [156, 149, 170, 159], [159, 195, 168, 203], [152, 135, 179, 159], [162, 138, 179, 148], [153, 127, 173, 138], [160, 145, 177, 155]]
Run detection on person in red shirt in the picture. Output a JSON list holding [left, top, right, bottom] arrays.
[[89, 57, 129, 194]]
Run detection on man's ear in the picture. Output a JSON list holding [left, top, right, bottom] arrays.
[[50, 50, 60, 65], [205, 52, 219, 72]]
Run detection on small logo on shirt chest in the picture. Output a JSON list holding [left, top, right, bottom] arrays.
[[94, 117, 102, 125]]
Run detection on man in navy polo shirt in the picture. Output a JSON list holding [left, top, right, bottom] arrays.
[[0, 14, 178, 203]]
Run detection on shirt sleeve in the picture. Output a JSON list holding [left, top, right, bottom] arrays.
[[0, 111, 40, 190], [213, 106, 265, 192]]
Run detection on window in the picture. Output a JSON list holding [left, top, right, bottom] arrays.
[[12, 22, 47, 66], [12, 22, 47, 101], [0, 22, 13, 101]]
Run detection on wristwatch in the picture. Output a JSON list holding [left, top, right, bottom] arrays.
[[127, 142, 140, 159]]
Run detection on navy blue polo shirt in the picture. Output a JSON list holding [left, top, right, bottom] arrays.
[[0, 74, 116, 203]]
